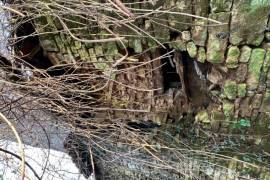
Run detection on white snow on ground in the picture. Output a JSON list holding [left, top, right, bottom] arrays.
[[0, 140, 87, 180]]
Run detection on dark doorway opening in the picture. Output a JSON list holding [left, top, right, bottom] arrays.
[[160, 48, 181, 92]]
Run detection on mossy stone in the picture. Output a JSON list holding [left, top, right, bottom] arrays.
[[226, 46, 240, 68], [238, 83, 246, 98], [224, 80, 238, 100], [247, 48, 266, 90], [207, 39, 224, 63], [195, 110, 210, 123], [262, 50, 270, 73], [223, 102, 234, 117], [197, 47, 206, 63], [186, 41, 197, 58], [210, 110, 225, 131], [94, 45, 103, 57], [239, 46, 252, 63]]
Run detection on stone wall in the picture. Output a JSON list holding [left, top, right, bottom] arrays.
[[10, 0, 270, 179]]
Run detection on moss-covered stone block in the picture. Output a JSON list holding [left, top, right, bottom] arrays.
[[74, 41, 82, 50], [186, 41, 197, 58], [210, 110, 224, 131], [260, 90, 270, 113], [226, 46, 240, 68], [54, 35, 66, 53], [94, 45, 103, 57], [238, 83, 246, 98], [88, 48, 97, 62], [262, 50, 270, 73], [230, 1, 269, 46], [78, 45, 90, 61], [195, 110, 210, 123], [247, 48, 266, 90], [239, 46, 252, 63], [197, 47, 206, 63], [207, 39, 225, 63], [224, 80, 238, 100], [207, 12, 230, 63], [223, 102, 234, 118]]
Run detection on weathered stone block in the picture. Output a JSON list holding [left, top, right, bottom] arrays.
[[88, 48, 97, 62], [207, 12, 230, 63], [262, 50, 270, 73], [186, 41, 197, 58], [195, 110, 210, 123], [238, 83, 246, 98], [54, 35, 66, 53], [226, 46, 240, 68], [94, 45, 103, 57], [207, 67, 223, 84], [252, 94, 263, 109], [230, 1, 269, 46], [247, 48, 266, 90], [192, 19, 208, 46], [235, 64, 248, 83], [210, 110, 224, 131], [239, 46, 251, 63], [239, 97, 252, 117], [224, 80, 238, 100], [223, 101, 234, 117]]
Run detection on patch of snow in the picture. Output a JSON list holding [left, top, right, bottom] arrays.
[[0, 140, 87, 180]]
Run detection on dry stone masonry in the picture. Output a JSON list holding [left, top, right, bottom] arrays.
[[12, 0, 270, 179]]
